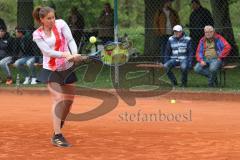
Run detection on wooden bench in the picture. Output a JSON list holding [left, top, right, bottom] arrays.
[[136, 63, 238, 87], [219, 64, 238, 87], [136, 63, 164, 84], [9, 63, 43, 67], [34, 63, 43, 67]]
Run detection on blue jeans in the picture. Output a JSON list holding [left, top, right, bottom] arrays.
[[0, 56, 13, 79], [14, 56, 36, 77], [164, 59, 189, 86], [194, 59, 222, 86]]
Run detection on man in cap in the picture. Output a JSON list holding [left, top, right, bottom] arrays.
[[163, 25, 193, 87], [0, 24, 15, 85]]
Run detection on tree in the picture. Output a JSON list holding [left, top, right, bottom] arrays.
[[144, 0, 163, 59], [144, 0, 239, 63], [0, 1, 17, 29], [210, 0, 239, 63], [17, 0, 34, 30]]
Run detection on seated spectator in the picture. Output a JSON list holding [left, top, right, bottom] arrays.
[[163, 25, 193, 87], [13, 26, 39, 85], [194, 25, 231, 87], [0, 26, 15, 85]]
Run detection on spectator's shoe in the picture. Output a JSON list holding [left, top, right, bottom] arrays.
[[23, 77, 30, 85], [6, 79, 13, 85], [51, 133, 72, 147], [30, 77, 37, 85]]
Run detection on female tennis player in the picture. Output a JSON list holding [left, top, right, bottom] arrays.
[[32, 6, 86, 147]]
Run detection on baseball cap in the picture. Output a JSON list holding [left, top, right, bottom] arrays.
[[173, 25, 183, 32]]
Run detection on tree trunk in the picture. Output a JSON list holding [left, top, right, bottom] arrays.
[[17, 0, 34, 30], [124, 0, 130, 27], [144, 0, 163, 59], [210, 0, 239, 63], [174, 0, 181, 12]]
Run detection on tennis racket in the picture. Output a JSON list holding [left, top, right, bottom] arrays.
[[85, 41, 138, 66]]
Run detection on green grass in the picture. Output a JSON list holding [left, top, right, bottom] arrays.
[[1, 64, 240, 93], [119, 26, 145, 54]]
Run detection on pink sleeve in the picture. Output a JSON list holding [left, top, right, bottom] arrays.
[[32, 29, 43, 41], [32, 29, 62, 58], [56, 19, 78, 54]]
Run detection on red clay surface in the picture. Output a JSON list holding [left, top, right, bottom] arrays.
[[0, 89, 240, 160]]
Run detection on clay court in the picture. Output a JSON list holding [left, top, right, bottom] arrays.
[[0, 89, 240, 160]]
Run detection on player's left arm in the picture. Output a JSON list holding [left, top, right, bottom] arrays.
[[60, 19, 87, 61], [61, 19, 78, 55]]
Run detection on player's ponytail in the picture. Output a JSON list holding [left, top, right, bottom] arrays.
[[32, 6, 42, 25], [32, 6, 55, 25]]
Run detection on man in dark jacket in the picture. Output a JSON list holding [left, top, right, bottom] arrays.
[[0, 26, 15, 85], [189, 0, 214, 54], [13, 26, 40, 85], [0, 18, 7, 31], [164, 25, 193, 87]]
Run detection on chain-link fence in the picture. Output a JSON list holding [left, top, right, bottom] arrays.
[[0, 0, 239, 86], [1, 0, 239, 60]]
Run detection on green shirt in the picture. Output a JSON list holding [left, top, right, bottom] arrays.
[[205, 39, 217, 60]]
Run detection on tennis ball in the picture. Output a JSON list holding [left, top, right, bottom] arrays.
[[89, 36, 97, 43], [170, 99, 176, 104]]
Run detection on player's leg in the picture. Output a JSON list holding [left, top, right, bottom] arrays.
[[48, 82, 63, 134], [47, 82, 74, 147], [60, 83, 75, 128]]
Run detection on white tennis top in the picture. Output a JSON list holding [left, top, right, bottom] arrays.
[[33, 19, 77, 71]]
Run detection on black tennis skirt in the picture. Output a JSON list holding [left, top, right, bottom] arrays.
[[37, 66, 78, 85]]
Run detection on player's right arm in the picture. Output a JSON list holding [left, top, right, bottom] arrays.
[[34, 38, 71, 59]]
